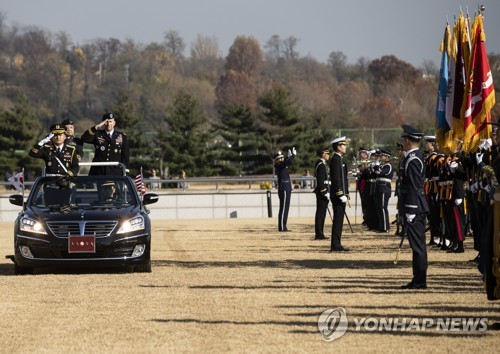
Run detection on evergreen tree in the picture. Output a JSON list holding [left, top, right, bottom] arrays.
[[0, 95, 42, 178], [212, 104, 266, 175], [156, 91, 210, 176], [110, 91, 150, 173], [257, 84, 304, 173]]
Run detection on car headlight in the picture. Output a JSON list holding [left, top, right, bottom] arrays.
[[20, 217, 47, 235], [117, 216, 145, 234]]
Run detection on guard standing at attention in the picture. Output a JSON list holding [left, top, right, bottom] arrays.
[[274, 147, 296, 232], [373, 149, 394, 233], [399, 125, 429, 289], [313, 147, 330, 240], [81, 113, 129, 175], [29, 124, 79, 176], [329, 136, 350, 252]]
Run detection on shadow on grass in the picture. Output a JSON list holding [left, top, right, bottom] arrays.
[[150, 318, 493, 337]]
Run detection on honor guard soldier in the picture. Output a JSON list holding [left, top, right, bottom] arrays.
[[399, 125, 429, 289], [373, 149, 393, 233], [274, 147, 296, 232], [423, 136, 440, 245], [29, 124, 79, 176], [329, 136, 350, 252], [355, 148, 370, 227], [81, 113, 129, 175], [313, 147, 330, 240], [394, 142, 407, 235], [444, 152, 467, 253], [475, 122, 500, 300], [61, 119, 84, 161]]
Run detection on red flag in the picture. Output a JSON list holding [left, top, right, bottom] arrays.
[[135, 171, 146, 196], [462, 15, 495, 152]]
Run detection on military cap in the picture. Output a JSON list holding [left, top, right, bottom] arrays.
[[273, 151, 284, 161], [424, 135, 436, 142], [102, 112, 115, 121], [61, 119, 75, 126], [330, 136, 347, 146], [358, 147, 368, 153], [50, 124, 66, 134], [317, 147, 330, 157], [379, 149, 391, 157], [401, 124, 423, 140], [101, 181, 116, 187]]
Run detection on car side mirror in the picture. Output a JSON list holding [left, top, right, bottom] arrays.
[[9, 194, 24, 206], [142, 193, 159, 206]]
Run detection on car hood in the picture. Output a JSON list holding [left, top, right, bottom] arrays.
[[28, 206, 140, 222]]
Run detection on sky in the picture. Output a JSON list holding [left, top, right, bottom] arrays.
[[1, 0, 499, 68]]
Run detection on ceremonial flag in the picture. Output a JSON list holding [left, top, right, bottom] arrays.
[[450, 14, 467, 133], [135, 169, 146, 196], [462, 15, 495, 152], [8, 171, 24, 193], [443, 14, 468, 153], [435, 23, 451, 149]]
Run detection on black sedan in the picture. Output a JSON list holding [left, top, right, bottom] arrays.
[[9, 174, 158, 274]]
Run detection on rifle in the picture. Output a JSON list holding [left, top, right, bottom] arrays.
[[393, 222, 408, 265]]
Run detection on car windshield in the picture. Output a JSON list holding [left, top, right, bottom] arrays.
[[29, 176, 138, 210]]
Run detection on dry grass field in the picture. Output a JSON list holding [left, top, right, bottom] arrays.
[[0, 218, 499, 353]]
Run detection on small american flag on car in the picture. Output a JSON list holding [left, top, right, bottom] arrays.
[[135, 169, 146, 196]]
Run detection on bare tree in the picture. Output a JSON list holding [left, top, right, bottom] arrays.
[[163, 30, 185, 60], [283, 36, 299, 60]]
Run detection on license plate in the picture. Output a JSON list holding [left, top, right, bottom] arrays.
[[68, 236, 96, 253]]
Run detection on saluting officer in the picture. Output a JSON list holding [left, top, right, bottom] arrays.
[[29, 124, 79, 176], [313, 147, 330, 240], [399, 125, 429, 290], [81, 113, 129, 175], [274, 147, 296, 232], [61, 118, 84, 161], [329, 136, 350, 252]]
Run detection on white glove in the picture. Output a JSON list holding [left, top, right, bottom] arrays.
[[448, 161, 458, 173], [406, 214, 416, 223], [454, 198, 463, 205], [339, 195, 348, 203], [479, 138, 492, 150], [37, 133, 54, 146], [470, 182, 479, 193], [324, 192, 330, 200], [287, 149, 292, 157], [292, 147, 297, 156], [484, 184, 492, 194], [475, 152, 484, 165]]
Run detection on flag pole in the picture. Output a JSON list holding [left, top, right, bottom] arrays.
[[21, 167, 25, 208]]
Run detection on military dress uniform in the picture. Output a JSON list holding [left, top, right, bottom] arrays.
[[373, 150, 393, 232], [81, 114, 129, 176], [399, 125, 429, 289], [329, 137, 349, 251], [444, 154, 467, 253], [61, 119, 84, 161], [274, 149, 296, 232], [314, 147, 330, 240], [424, 148, 440, 245], [29, 124, 79, 176]]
